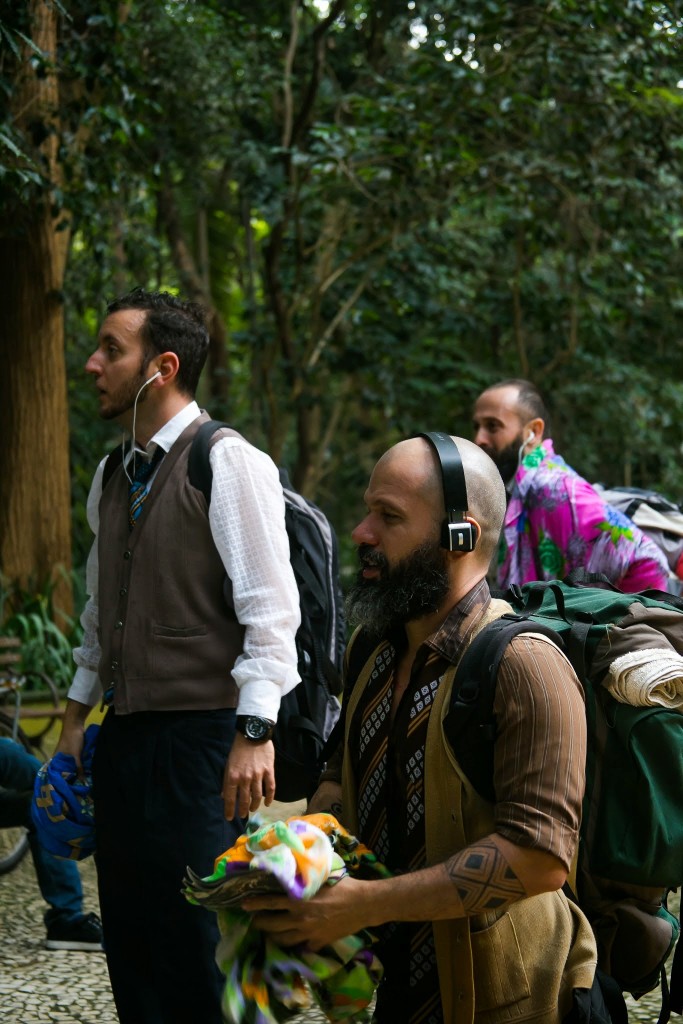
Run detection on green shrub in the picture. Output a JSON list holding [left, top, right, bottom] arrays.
[[0, 573, 83, 693]]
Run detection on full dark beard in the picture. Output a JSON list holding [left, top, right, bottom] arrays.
[[345, 539, 451, 638], [488, 434, 523, 484]]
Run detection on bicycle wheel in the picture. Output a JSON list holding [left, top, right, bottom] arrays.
[[0, 710, 32, 874], [20, 670, 63, 745]]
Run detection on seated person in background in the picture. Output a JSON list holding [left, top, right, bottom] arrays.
[[0, 738, 103, 951], [473, 378, 669, 592]]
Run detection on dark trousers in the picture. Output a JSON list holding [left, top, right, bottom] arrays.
[[93, 708, 243, 1024]]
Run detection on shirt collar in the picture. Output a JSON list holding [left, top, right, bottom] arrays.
[[130, 401, 201, 461], [149, 401, 200, 454], [425, 577, 492, 664], [510, 437, 556, 498]]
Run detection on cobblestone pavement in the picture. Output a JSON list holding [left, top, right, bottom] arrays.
[[1, 853, 115, 1024], [0, 800, 327, 1024], [0, 810, 677, 1023]]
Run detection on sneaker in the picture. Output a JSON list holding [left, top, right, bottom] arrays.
[[45, 912, 104, 952]]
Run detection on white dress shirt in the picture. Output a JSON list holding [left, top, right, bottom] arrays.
[[69, 403, 301, 721]]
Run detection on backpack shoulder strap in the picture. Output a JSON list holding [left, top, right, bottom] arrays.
[[187, 419, 231, 504], [101, 446, 124, 491], [444, 615, 563, 802]]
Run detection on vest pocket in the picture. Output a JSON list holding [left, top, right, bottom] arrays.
[[150, 623, 209, 679], [152, 624, 208, 638], [470, 910, 531, 1014]]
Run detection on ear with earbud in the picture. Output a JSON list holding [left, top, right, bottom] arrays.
[[525, 431, 534, 444]]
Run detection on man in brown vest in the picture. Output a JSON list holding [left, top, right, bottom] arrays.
[[246, 435, 598, 1024], [54, 289, 300, 1024]]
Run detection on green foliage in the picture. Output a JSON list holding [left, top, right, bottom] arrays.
[[5, 0, 683, 583], [0, 573, 83, 692]]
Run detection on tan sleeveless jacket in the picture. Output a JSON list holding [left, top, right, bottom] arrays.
[[341, 599, 597, 1024]]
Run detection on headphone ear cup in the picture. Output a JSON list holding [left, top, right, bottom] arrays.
[[463, 523, 476, 552], [441, 520, 476, 552], [419, 433, 478, 554]]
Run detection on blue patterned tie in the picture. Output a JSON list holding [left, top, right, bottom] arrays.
[[128, 446, 164, 528]]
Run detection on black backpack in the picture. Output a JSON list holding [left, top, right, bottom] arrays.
[[446, 577, 683, 1023], [187, 420, 345, 802], [102, 421, 346, 803]]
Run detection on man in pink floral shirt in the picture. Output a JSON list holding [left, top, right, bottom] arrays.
[[473, 379, 669, 592]]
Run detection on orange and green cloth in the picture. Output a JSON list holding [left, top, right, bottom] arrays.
[[183, 812, 390, 1023]]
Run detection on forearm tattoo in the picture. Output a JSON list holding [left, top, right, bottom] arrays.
[[328, 799, 343, 819], [445, 838, 525, 914]]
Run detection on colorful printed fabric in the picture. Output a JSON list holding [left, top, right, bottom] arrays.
[[183, 813, 390, 1023], [30, 723, 99, 860], [498, 439, 669, 593]]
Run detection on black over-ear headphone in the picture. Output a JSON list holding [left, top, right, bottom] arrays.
[[418, 432, 477, 553]]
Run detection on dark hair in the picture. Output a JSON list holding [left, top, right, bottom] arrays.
[[488, 378, 551, 438], [106, 288, 210, 397]]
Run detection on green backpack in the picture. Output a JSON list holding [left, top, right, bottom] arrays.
[[446, 577, 683, 1017]]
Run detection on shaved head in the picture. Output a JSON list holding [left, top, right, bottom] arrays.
[[349, 435, 507, 632], [375, 439, 443, 526], [380, 436, 506, 566], [385, 436, 507, 565]]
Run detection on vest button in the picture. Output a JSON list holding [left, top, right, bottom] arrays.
[[111, 661, 118, 670], [123, 550, 131, 560], [119, 587, 127, 596], [115, 621, 123, 630]]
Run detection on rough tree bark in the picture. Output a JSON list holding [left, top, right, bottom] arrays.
[[0, 0, 72, 618]]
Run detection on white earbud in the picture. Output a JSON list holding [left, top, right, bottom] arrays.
[[525, 431, 534, 444], [146, 370, 162, 385]]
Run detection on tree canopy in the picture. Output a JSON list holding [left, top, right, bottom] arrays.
[[2, 0, 683, 597]]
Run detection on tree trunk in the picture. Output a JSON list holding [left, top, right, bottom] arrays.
[[0, 222, 72, 615], [0, 0, 72, 619]]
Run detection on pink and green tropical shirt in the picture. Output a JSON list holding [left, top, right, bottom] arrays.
[[497, 439, 669, 593]]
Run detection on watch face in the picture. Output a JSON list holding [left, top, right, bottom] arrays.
[[246, 717, 270, 741], [237, 716, 274, 741]]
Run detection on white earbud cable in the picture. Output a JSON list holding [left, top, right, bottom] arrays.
[[121, 371, 160, 484]]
